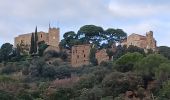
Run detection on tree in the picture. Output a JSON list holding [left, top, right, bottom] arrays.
[[89, 47, 98, 66], [55, 66, 71, 79], [0, 43, 13, 62], [77, 25, 104, 47], [0, 49, 2, 63], [158, 46, 170, 59], [102, 72, 142, 98], [115, 52, 144, 72], [30, 33, 35, 54], [38, 41, 48, 56], [158, 80, 170, 99], [105, 28, 127, 45], [0, 90, 16, 100], [49, 88, 73, 100], [135, 54, 169, 77], [60, 31, 79, 49], [113, 45, 127, 59], [127, 45, 145, 55], [34, 26, 38, 53], [106, 48, 114, 60], [156, 63, 170, 84]]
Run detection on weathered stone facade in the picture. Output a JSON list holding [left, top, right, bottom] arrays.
[[121, 31, 157, 51], [96, 49, 109, 64], [14, 27, 60, 51], [71, 44, 91, 67], [71, 44, 109, 67]]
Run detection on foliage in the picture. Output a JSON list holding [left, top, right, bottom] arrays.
[[158, 46, 170, 59], [115, 52, 143, 72], [17, 90, 34, 100], [34, 26, 38, 53], [49, 88, 73, 100], [102, 72, 142, 97], [89, 47, 98, 65], [38, 41, 48, 56], [135, 54, 169, 77], [158, 80, 170, 99], [0, 43, 13, 62], [60, 31, 78, 49], [156, 63, 170, 84], [30, 33, 35, 54], [113, 45, 127, 59], [77, 25, 104, 47], [0, 90, 16, 100], [105, 28, 127, 44], [126, 45, 145, 55]]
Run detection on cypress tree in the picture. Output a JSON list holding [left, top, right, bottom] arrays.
[[34, 26, 38, 53], [29, 33, 35, 54]]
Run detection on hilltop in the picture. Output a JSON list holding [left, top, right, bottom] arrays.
[[0, 25, 170, 100]]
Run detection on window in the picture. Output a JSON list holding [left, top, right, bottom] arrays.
[[84, 54, 86, 57], [41, 34, 42, 38], [77, 55, 79, 58]]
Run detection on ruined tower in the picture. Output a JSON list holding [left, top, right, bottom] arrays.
[[48, 27, 60, 48], [146, 31, 157, 51]]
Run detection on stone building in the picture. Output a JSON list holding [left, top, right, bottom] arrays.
[[71, 44, 110, 67], [14, 26, 60, 51], [121, 31, 157, 51], [96, 49, 109, 64], [71, 44, 91, 67]]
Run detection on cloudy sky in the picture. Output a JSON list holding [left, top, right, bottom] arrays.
[[0, 0, 170, 46]]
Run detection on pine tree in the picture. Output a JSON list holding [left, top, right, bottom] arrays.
[[34, 26, 38, 53], [29, 33, 35, 54]]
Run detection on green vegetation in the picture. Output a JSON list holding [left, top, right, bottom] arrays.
[[0, 24, 170, 100]]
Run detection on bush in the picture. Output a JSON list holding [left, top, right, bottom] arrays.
[[158, 80, 170, 99], [115, 52, 143, 72], [48, 88, 73, 100], [0, 90, 16, 100]]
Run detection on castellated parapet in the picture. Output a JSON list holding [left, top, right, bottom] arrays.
[[121, 31, 157, 51], [14, 27, 60, 51]]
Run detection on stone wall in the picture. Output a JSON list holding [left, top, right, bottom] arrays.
[[14, 33, 32, 47], [122, 31, 157, 51], [71, 44, 91, 67], [14, 27, 60, 52], [48, 28, 60, 48], [96, 49, 109, 64]]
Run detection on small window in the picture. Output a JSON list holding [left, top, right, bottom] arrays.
[[41, 34, 42, 38], [77, 55, 79, 58], [84, 54, 86, 57], [82, 50, 84, 53]]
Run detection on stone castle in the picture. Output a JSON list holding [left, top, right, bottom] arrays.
[[14, 26, 60, 51], [121, 31, 157, 51]]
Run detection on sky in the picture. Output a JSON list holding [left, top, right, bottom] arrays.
[[0, 0, 170, 47]]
